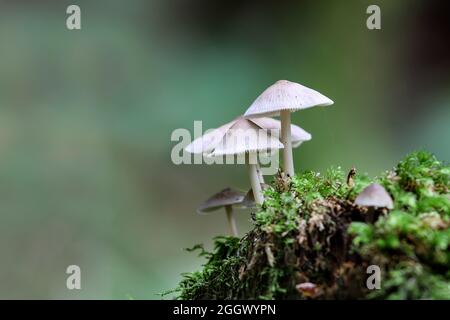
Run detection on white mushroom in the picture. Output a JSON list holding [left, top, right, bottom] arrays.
[[185, 117, 310, 203], [197, 188, 246, 236], [355, 183, 394, 210], [244, 80, 333, 177]]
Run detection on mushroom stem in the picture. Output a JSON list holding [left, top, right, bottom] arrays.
[[366, 207, 377, 224], [256, 163, 265, 184], [225, 205, 238, 237], [247, 153, 264, 205], [280, 110, 294, 177]]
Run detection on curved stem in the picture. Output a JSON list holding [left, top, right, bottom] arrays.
[[256, 163, 265, 184], [280, 110, 294, 177], [247, 153, 264, 205], [225, 205, 238, 237]]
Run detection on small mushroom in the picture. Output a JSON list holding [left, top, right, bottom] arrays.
[[186, 117, 286, 205], [296, 282, 320, 298], [355, 183, 394, 223], [244, 80, 333, 177], [355, 183, 394, 209], [197, 188, 245, 236]]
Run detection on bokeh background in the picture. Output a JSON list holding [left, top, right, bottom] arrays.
[[0, 0, 449, 299]]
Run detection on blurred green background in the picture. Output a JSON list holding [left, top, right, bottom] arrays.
[[0, 0, 448, 299]]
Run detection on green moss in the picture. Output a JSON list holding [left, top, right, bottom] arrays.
[[173, 151, 450, 299]]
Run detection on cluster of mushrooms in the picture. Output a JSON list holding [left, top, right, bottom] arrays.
[[185, 80, 394, 236]]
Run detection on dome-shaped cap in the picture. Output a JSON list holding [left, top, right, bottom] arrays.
[[185, 116, 310, 157], [239, 189, 256, 209], [354, 183, 394, 209], [197, 188, 246, 214], [238, 184, 269, 209], [244, 80, 334, 118]]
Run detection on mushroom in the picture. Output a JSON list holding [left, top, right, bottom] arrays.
[[185, 117, 306, 204], [244, 80, 333, 177], [355, 183, 394, 209], [184, 119, 270, 185], [355, 183, 394, 222], [296, 282, 320, 298], [206, 117, 283, 205], [185, 117, 311, 183], [197, 187, 245, 236]]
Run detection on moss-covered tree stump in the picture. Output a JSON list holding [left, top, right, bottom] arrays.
[[175, 152, 449, 299]]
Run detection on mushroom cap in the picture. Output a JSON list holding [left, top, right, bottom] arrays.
[[185, 116, 309, 156], [354, 183, 394, 209], [239, 189, 256, 209], [205, 117, 284, 157], [243, 80, 334, 118], [238, 184, 269, 209], [197, 187, 246, 214]]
